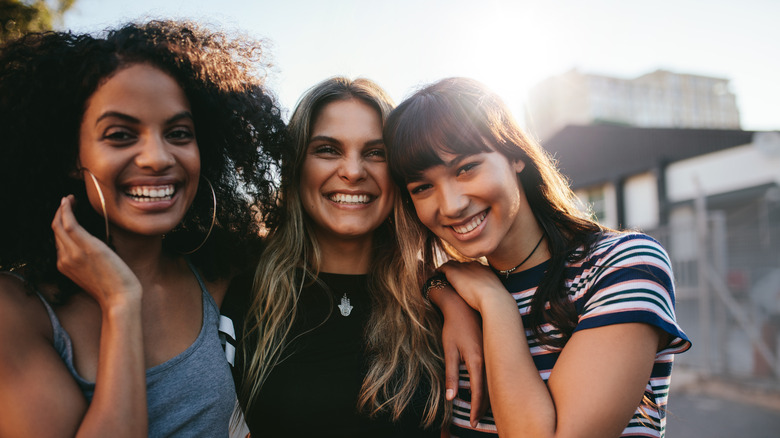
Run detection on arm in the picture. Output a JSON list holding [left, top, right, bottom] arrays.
[[426, 281, 488, 427], [51, 195, 148, 437], [439, 260, 662, 438], [0, 276, 89, 437]]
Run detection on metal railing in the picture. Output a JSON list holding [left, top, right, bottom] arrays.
[[644, 198, 780, 380]]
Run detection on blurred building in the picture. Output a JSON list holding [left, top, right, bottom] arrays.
[[543, 125, 780, 379], [526, 69, 741, 141]]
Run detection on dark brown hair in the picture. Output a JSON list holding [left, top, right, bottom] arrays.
[[385, 77, 604, 347]]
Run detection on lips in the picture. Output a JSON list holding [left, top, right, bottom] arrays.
[[327, 192, 373, 205], [450, 211, 487, 234], [125, 184, 176, 202]]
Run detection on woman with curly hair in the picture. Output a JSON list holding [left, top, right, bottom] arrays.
[[0, 20, 286, 437], [223, 77, 486, 437], [385, 77, 691, 438]]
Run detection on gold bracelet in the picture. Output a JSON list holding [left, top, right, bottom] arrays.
[[423, 275, 449, 301]]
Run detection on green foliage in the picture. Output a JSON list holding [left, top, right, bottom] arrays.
[[0, 0, 75, 43]]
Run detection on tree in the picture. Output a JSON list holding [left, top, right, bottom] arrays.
[[0, 0, 75, 44]]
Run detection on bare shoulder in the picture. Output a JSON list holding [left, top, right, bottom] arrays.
[[0, 274, 51, 340], [0, 274, 86, 437], [205, 276, 231, 308]]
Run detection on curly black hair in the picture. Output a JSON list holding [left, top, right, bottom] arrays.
[[0, 20, 289, 302]]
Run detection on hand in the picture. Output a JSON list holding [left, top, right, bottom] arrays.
[[439, 290, 489, 427], [438, 261, 509, 312], [51, 195, 142, 308]]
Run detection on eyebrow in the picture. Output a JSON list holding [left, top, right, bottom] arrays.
[[442, 154, 469, 168], [308, 135, 340, 145], [308, 136, 385, 147], [404, 153, 471, 184], [95, 111, 194, 126]]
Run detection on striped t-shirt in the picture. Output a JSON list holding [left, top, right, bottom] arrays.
[[451, 232, 691, 437]]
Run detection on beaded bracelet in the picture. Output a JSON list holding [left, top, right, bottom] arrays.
[[422, 273, 450, 301]]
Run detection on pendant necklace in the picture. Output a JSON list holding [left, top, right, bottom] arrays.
[[492, 234, 545, 279], [338, 293, 353, 316]]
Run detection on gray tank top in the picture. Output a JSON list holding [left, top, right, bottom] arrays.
[[35, 263, 236, 437]]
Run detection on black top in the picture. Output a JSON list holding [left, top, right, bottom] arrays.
[[222, 271, 438, 438]]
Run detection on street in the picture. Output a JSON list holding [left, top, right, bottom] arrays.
[[666, 389, 780, 437]]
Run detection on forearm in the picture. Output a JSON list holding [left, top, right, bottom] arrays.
[[77, 297, 147, 437], [480, 296, 557, 437]]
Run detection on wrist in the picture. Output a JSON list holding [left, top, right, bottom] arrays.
[[423, 273, 449, 301], [102, 290, 143, 317], [477, 290, 518, 318]]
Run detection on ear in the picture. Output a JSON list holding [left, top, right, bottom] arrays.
[[69, 157, 84, 180], [69, 166, 83, 180], [512, 159, 526, 173]]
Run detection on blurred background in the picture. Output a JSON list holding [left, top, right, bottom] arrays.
[[4, 1, 778, 435]]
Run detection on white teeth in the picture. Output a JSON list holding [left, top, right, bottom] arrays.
[[126, 185, 175, 201], [452, 212, 487, 234], [329, 193, 371, 204]]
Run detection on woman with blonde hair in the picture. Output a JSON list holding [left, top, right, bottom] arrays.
[[224, 77, 484, 437]]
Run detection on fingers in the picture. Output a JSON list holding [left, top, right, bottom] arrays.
[[52, 196, 81, 274], [51, 196, 142, 306], [53, 196, 102, 254], [52, 195, 101, 274], [466, 355, 488, 427], [58, 195, 85, 241], [443, 339, 460, 402]]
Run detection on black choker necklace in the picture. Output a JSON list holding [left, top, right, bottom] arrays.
[[492, 234, 545, 278]]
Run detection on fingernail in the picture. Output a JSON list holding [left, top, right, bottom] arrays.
[[471, 420, 478, 428], [445, 389, 454, 400]]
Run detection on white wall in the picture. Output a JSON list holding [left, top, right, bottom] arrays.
[[575, 182, 618, 229], [668, 205, 697, 260], [623, 171, 659, 230], [666, 132, 780, 203]]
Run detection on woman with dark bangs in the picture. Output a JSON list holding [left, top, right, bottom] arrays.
[[0, 20, 285, 437], [385, 77, 691, 438]]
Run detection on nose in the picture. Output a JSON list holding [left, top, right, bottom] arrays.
[[437, 182, 469, 219], [338, 153, 367, 183], [135, 135, 175, 171]]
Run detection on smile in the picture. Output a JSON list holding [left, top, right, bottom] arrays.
[[125, 184, 175, 202], [451, 211, 487, 234], [328, 193, 373, 204]]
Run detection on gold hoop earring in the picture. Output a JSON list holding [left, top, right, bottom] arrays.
[[180, 176, 217, 255], [81, 168, 110, 243]]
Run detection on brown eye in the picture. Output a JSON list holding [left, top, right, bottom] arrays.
[[312, 144, 339, 155], [365, 148, 386, 160], [103, 128, 136, 144], [456, 162, 478, 176], [166, 128, 195, 143], [409, 183, 432, 195]]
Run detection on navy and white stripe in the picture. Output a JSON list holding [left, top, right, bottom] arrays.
[[451, 233, 691, 437]]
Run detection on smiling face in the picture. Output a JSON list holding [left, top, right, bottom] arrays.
[[406, 148, 527, 263], [78, 63, 200, 240], [299, 98, 394, 245]]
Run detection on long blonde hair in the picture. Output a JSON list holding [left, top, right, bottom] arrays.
[[239, 77, 447, 427]]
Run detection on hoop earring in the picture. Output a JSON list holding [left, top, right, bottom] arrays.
[[180, 176, 217, 255], [81, 168, 110, 243]]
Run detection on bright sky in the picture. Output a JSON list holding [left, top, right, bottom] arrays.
[[63, 0, 779, 131]]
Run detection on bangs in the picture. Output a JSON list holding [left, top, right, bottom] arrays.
[[387, 90, 493, 183]]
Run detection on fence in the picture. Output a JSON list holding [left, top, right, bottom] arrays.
[[646, 193, 780, 381]]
